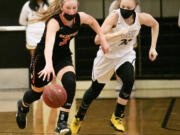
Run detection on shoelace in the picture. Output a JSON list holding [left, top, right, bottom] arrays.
[[74, 118, 80, 125], [115, 117, 122, 124], [60, 122, 67, 127]]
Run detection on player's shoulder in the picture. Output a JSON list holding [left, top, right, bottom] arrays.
[[110, 9, 120, 16], [21, 1, 31, 12], [23, 1, 30, 7], [78, 12, 88, 18], [50, 13, 62, 23], [78, 12, 91, 22], [138, 12, 151, 19], [107, 10, 119, 21]]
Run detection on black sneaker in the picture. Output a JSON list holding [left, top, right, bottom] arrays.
[[16, 99, 29, 129], [55, 121, 71, 135]]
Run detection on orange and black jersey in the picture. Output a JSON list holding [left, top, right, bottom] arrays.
[[36, 13, 81, 58]]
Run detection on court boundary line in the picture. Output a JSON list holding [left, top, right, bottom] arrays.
[[161, 98, 180, 131]]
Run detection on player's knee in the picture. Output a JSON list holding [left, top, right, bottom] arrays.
[[23, 89, 42, 106], [61, 71, 76, 104], [61, 71, 76, 88], [119, 75, 134, 99], [119, 90, 131, 99], [123, 75, 134, 90]]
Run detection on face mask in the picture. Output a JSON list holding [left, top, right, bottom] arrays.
[[120, 8, 135, 19], [63, 13, 76, 21]]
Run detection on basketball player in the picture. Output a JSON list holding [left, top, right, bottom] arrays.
[[19, 0, 49, 59], [109, 0, 141, 97], [70, 0, 159, 133], [16, 0, 109, 134]]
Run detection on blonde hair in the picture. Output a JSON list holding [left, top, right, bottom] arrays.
[[109, 0, 140, 13], [109, 0, 121, 13], [134, 0, 140, 5], [37, 0, 78, 22]]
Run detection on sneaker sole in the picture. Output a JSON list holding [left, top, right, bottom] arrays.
[[16, 113, 27, 129], [55, 129, 72, 135], [71, 127, 81, 134], [16, 100, 27, 129], [109, 120, 124, 132]]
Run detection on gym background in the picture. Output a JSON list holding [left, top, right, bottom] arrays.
[[0, 0, 180, 98]]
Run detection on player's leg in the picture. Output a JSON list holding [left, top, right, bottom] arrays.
[[54, 56, 76, 134], [16, 87, 44, 129], [115, 68, 136, 98], [16, 54, 52, 129], [26, 44, 36, 61], [110, 62, 134, 132], [70, 55, 113, 134], [30, 49, 35, 60], [70, 80, 105, 134], [115, 75, 123, 96]]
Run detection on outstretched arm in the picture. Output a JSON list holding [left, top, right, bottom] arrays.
[[38, 18, 58, 81], [79, 12, 109, 54], [139, 12, 159, 61]]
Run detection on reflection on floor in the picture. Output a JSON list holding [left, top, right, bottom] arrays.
[[0, 90, 180, 135]]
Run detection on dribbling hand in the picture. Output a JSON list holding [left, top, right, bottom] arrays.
[[38, 65, 55, 82]]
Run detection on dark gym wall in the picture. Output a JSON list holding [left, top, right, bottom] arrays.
[[0, 0, 30, 68], [0, 0, 180, 80], [0, 0, 27, 25]]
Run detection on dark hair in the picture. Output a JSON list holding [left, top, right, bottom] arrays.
[[29, 0, 49, 11]]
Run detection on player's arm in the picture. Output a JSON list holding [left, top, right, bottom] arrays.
[[139, 12, 159, 50], [44, 19, 59, 67], [19, 2, 29, 26], [39, 18, 59, 81], [79, 12, 109, 54], [94, 12, 128, 44], [139, 12, 159, 61]]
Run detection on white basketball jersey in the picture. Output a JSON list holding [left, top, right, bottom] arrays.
[[97, 9, 141, 59]]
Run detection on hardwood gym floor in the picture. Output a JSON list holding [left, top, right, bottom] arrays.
[[0, 90, 180, 135]]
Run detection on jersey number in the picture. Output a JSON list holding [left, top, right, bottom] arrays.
[[120, 39, 132, 45], [59, 37, 70, 46]]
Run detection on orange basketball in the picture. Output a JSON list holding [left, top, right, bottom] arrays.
[[42, 84, 67, 108]]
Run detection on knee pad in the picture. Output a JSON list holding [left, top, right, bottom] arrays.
[[119, 89, 131, 99], [82, 80, 105, 105], [61, 71, 76, 109], [23, 89, 42, 106], [116, 62, 134, 99], [119, 75, 134, 99]]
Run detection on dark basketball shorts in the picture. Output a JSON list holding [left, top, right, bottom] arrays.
[[30, 53, 73, 88]]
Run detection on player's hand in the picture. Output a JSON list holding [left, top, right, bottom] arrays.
[[112, 27, 129, 39], [149, 48, 158, 61], [38, 64, 55, 82]]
